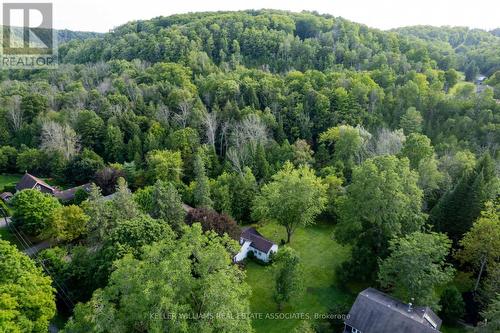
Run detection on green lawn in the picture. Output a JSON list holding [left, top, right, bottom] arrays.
[[0, 173, 22, 192], [244, 221, 354, 333]]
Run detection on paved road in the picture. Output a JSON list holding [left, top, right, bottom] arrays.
[[1, 216, 52, 256], [24, 240, 52, 256]]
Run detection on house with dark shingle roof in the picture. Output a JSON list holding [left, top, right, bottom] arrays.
[[16, 173, 91, 202], [234, 227, 278, 263], [16, 173, 56, 194], [54, 184, 92, 201], [344, 288, 442, 333]]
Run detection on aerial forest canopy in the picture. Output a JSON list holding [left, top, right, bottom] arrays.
[[0, 9, 499, 333]]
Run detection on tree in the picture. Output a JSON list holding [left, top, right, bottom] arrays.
[[212, 168, 258, 223], [0, 240, 55, 333], [400, 107, 423, 134], [43, 205, 90, 243], [272, 247, 303, 311], [430, 153, 498, 243], [252, 143, 270, 182], [16, 148, 48, 175], [40, 120, 80, 161], [337, 156, 425, 242], [336, 156, 425, 282], [367, 128, 406, 157], [456, 199, 500, 292], [203, 109, 218, 147], [227, 114, 268, 173], [400, 133, 434, 169], [74, 110, 105, 151], [291, 321, 315, 333], [65, 149, 105, 184], [439, 286, 465, 324], [186, 207, 240, 240], [378, 232, 454, 310], [146, 149, 183, 183], [476, 294, 500, 333], [11, 189, 61, 236], [192, 151, 213, 208], [253, 162, 327, 243], [94, 166, 125, 195], [63, 224, 252, 333], [83, 179, 140, 245], [0, 146, 18, 173], [21, 93, 48, 122], [417, 157, 444, 199], [229, 168, 258, 223], [105, 215, 175, 258], [150, 180, 186, 232], [292, 139, 314, 167], [6, 95, 23, 132], [445, 68, 459, 91], [319, 125, 370, 177], [103, 124, 124, 162]]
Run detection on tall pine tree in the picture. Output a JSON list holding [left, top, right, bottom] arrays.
[[430, 153, 499, 243], [193, 151, 213, 208]]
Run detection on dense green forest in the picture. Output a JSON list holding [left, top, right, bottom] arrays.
[[0, 10, 499, 333]]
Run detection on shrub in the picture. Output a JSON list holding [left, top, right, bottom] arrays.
[[439, 286, 465, 324]]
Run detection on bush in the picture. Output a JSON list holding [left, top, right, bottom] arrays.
[[11, 189, 61, 236], [439, 286, 465, 324]]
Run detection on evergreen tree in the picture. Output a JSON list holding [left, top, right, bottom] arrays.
[[151, 180, 186, 231], [193, 151, 213, 208], [253, 143, 270, 182], [104, 124, 124, 162], [430, 153, 499, 243], [126, 135, 142, 163]]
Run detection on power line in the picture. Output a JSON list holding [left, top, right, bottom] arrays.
[[0, 207, 75, 309]]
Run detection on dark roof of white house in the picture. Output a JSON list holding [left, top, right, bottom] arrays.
[[16, 173, 55, 192], [241, 227, 275, 253], [345, 288, 442, 333]]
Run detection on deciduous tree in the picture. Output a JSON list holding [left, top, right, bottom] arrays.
[[378, 232, 454, 310], [253, 162, 326, 243]]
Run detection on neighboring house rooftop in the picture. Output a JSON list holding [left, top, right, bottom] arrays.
[[0, 192, 13, 201], [16, 173, 55, 193], [54, 184, 92, 201], [345, 288, 442, 333], [241, 227, 275, 253]]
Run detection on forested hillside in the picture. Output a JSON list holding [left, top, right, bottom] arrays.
[[0, 10, 499, 333]]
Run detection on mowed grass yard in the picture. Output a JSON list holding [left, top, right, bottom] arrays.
[[0, 173, 22, 192], [244, 221, 354, 333], [244, 221, 472, 333]]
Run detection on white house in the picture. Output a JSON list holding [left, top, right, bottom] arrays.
[[234, 227, 278, 263]]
